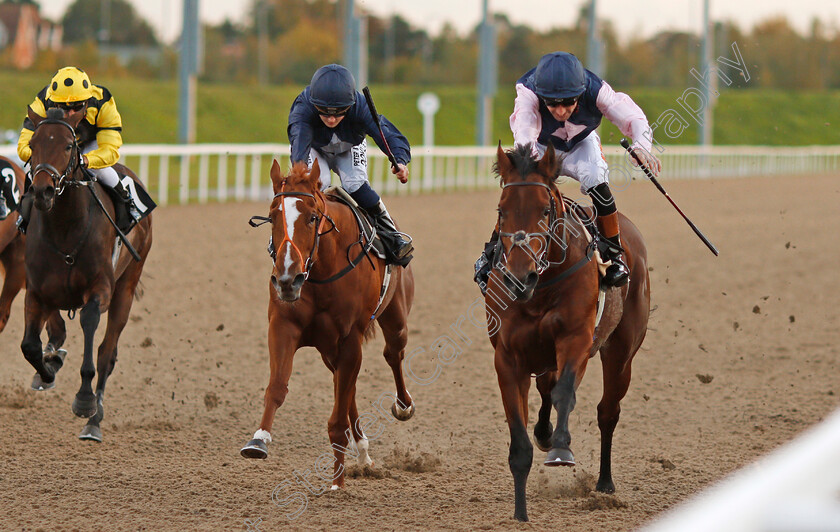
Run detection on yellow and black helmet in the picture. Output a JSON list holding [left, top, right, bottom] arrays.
[[46, 67, 94, 103]]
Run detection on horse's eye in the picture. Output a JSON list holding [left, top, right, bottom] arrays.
[[65, 144, 73, 151], [309, 213, 318, 225], [543, 207, 551, 217]]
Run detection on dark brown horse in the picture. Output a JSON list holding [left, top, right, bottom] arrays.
[[0, 156, 27, 333], [486, 144, 650, 521], [241, 160, 415, 490], [22, 107, 153, 442]]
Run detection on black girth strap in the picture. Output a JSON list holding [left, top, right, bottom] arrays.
[[535, 239, 596, 290]]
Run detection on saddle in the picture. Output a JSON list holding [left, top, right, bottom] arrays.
[[324, 186, 388, 261], [90, 168, 156, 234], [0, 158, 21, 219], [561, 196, 612, 279]]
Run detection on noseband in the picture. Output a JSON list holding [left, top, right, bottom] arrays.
[[31, 118, 86, 195], [497, 181, 566, 274]]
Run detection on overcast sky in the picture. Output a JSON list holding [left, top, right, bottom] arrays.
[[36, 0, 840, 43]]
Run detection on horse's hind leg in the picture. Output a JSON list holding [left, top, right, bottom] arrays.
[[45, 311, 67, 352], [349, 397, 373, 467], [327, 339, 363, 490], [376, 280, 414, 421], [79, 276, 137, 441], [0, 239, 25, 333], [595, 330, 644, 493], [533, 372, 558, 452]]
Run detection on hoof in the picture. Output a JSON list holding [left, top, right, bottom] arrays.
[[596, 479, 616, 494], [391, 401, 415, 421], [79, 424, 103, 442], [31, 372, 55, 391], [72, 393, 98, 418], [544, 447, 575, 467], [240, 439, 268, 459], [513, 511, 529, 522]]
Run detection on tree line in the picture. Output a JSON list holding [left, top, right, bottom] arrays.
[[3, 0, 840, 90]]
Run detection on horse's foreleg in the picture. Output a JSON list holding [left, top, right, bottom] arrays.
[[495, 350, 532, 522], [533, 372, 558, 452], [241, 319, 299, 459], [0, 242, 25, 333], [327, 340, 363, 490], [377, 298, 414, 421], [21, 292, 57, 390], [545, 368, 577, 466], [72, 297, 102, 418]]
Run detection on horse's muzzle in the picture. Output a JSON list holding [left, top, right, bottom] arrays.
[[271, 273, 306, 302], [503, 270, 539, 302], [33, 185, 56, 211]]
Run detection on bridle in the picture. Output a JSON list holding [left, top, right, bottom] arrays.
[[249, 179, 335, 281], [496, 181, 566, 275], [30, 118, 88, 196]]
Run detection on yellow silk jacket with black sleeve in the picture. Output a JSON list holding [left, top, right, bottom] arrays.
[[17, 84, 123, 170]]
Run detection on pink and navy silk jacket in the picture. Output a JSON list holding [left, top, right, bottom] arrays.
[[510, 67, 653, 153]]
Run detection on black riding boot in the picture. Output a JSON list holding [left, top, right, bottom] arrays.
[[365, 200, 414, 266], [16, 192, 33, 234], [596, 213, 629, 288], [473, 231, 499, 294], [110, 181, 139, 233]]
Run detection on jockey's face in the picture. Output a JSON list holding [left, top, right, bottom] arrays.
[[545, 99, 578, 122], [55, 101, 88, 121], [319, 114, 345, 128]]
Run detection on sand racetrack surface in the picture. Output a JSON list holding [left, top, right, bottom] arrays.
[[1, 173, 838, 531]]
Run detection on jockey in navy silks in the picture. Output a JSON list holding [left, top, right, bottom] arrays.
[[475, 51, 662, 289], [287, 64, 414, 266]]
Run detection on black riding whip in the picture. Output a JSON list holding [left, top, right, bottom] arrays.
[[362, 86, 400, 174], [620, 138, 719, 256]]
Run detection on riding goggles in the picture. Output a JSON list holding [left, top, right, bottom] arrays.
[[56, 101, 86, 112], [542, 95, 579, 108], [314, 105, 352, 117]]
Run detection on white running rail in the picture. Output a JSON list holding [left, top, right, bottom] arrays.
[[640, 407, 840, 532], [3, 144, 840, 205]]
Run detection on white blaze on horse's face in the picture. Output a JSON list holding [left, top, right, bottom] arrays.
[[278, 197, 303, 280]]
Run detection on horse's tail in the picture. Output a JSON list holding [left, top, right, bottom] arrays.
[[363, 320, 377, 342], [133, 279, 145, 301]]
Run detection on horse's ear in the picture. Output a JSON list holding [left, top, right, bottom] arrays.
[[537, 144, 557, 180], [309, 158, 321, 188], [270, 159, 283, 193], [496, 142, 513, 184], [27, 106, 43, 128]]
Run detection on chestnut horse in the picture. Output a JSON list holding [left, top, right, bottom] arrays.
[[241, 160, 415, 490], [0, 156, 27, 333], [486, 144, 650, 521], [22, 107, 153, 442]]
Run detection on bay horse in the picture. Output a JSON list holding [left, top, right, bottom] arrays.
[[241, 159, 415, 490], [0, 156, 27, 333], [486, 144, 650, 521], [22, 107, 153, 442]]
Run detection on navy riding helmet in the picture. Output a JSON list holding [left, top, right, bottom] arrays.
[[534, 52, 586, 99], [309, 64, 356, 110]]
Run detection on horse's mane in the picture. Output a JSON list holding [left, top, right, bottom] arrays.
[[45, 108, 66, 121], [494, 143, 561, 183]]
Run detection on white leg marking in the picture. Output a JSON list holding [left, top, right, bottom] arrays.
[[393, 390, 413, 417], [356, 436, 373, 467], [253, 429, 272, 444]]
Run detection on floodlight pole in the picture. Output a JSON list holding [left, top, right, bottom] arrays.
[[475, 0, 497, 145], [178, 0, 199, 144]]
